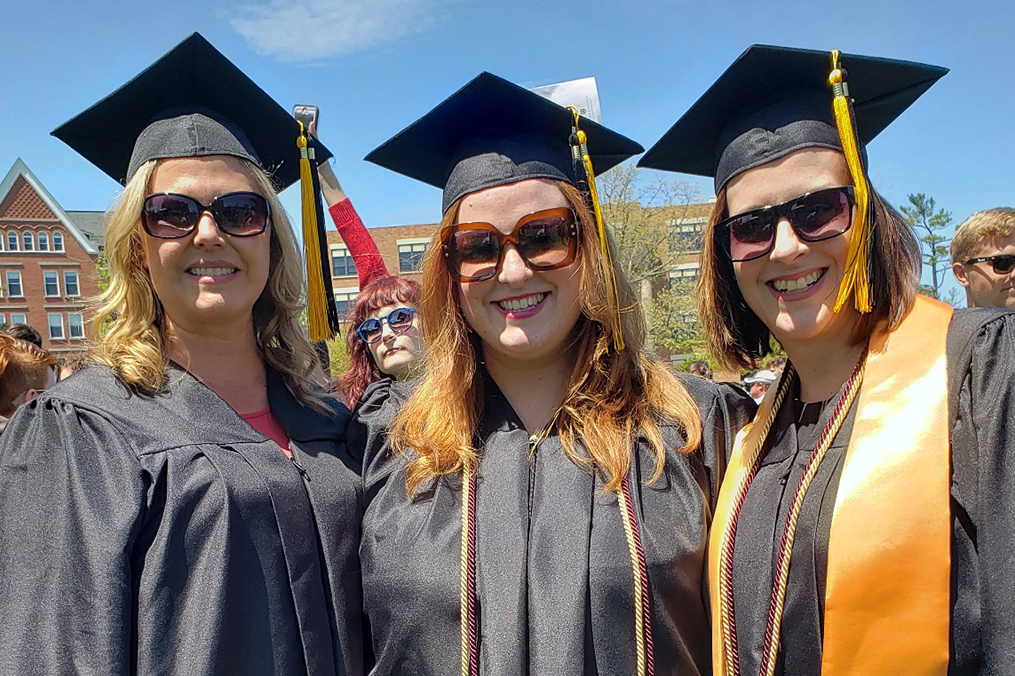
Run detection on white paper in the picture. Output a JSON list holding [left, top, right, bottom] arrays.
[[530, 77, 602, 123]]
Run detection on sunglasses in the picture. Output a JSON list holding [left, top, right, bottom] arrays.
[[142, 192, 271, 239], [357, 306, 417, 345], [719, 186, 856, 262], [964, 254, 1015, 274], [441, 207, 579, 282]]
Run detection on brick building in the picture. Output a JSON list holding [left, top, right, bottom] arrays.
[[0, 159, 102, 355]]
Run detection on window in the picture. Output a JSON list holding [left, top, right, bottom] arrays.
[[668, 219, 706, 252], [68, 312, 85, 339], [669, 263, 700, 284], [63, 270, 80, 297], [5, 271, 23, 297], [48, 313, 64, 340], [331, 247, 357, 278], [22, 232, 34, 252], [335, 291, 359, 320], [52, 231, 64, 252], [7, 232, 18, 251], [398, 242, 429, 273], [0, 314, 5, 327], [38, 231, 50, 252], [10, 313, 27, 326], [44, 270, 60, 297]]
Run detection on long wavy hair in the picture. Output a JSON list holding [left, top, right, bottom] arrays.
[[339, 275, 421, 408], [391, 180, 703, 496], [92, 159, 330, 413]]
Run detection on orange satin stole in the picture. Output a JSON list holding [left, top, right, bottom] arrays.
[[709, 296, 953, 675]]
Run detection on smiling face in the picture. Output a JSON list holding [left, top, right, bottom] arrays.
[[141, 155, 272, 335], [727, 147, 859, 351], [366, 303, 424, 379], [953, 232, 1015, 309], [455, 178, 582, 366]]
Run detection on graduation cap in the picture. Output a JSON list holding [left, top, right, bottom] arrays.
[[52, 32, 340, 339], [639, 45, 947, 315], [366, 71, 644, 350]]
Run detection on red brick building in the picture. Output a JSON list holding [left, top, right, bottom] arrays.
[[0, 159, 102, 355]]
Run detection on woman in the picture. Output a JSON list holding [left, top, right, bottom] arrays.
[[0, 34, 364, 675], [0, 334, 58, 437], [339, 274, 423, 408], [351, 71, 755, 675], [640, 45, 1014, 674]]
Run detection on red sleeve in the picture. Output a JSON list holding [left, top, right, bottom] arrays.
[[328, 199, 388, 288]]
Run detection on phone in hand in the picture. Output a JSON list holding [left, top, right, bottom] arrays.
[[293, 105, 319, 135]]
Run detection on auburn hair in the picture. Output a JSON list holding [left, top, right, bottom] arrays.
[[0, 335, 58, 416], [697, 183, 921, 371], [339, 275, 421, 408], [390, 180, 703, 496]]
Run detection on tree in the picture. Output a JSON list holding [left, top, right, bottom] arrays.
[[901, 193, 953, 301]]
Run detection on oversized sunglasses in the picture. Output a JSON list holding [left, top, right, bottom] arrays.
[[964, 254, 1015, 274], [719, 186, 856, 262], [441, 207, 579, 282], [141, 192, 271, 239], [357, 306, 417, 345]]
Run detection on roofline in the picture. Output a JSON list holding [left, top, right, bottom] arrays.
[[0, 158, 99, 255]]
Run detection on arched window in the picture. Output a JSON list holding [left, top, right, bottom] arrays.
[[6, 231, 18, 251], [22, 231, 34, 252], [38, 231, 50, 252], [52, 231, 65, 252]]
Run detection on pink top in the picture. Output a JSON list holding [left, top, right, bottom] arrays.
[[240, 406, 292, 458], [328, 198, 389, 289]]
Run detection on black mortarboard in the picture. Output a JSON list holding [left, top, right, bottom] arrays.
[[52, 32, 332, 189], [365, 72, 643, 214], [637, 45, 947, 193]]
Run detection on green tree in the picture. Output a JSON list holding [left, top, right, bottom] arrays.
[[901, 193, 953, 301]]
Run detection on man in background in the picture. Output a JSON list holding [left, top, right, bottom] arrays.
[[3, 323, 43, 349], [0, 335, 58, 437], [951, 208, 1015, 309], [744, 369, 776, 404]]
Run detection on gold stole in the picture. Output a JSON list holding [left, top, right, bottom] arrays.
[[709, 296, 953, 675]]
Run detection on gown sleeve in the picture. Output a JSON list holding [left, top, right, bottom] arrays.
[[347, 378, 415, 498], [328, 198, 389, 289], [948, 309, 1015, 672], [0, 395, 148, 676]]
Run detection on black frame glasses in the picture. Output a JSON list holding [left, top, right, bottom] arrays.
[[356, 306, 417, 345], [141, 192, 271, 239], [440, 207, 579, 282], [964, 254, 1015, 274], [719, 186, 856, 262]]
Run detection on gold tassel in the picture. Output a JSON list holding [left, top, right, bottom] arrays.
[[297, 122, 334, 340], [568, 107, 626, 351], [828, 50, 873, 314]]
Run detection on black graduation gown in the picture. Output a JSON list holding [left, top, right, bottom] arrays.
[[350, 373, 756, 675], [730, 308, 1015, 675], [0, 364, 366, 676]]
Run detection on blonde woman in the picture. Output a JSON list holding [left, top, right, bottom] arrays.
[[0, 36, 365, 675], [350, 73, 754, 675]]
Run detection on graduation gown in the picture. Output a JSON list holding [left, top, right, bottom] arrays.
[[350, 373, 756, 675], [0, 364, 366, 676], [721, 305, 1015, 675]]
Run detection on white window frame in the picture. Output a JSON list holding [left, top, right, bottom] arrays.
[[63, 270, 80, 297], [52, 231, 65, 252], [47, 312, 65, 340], [22, 231, 34, 252], [7, 231, 18, 251], [5, 270, 23, 298], [10, 312, 27, 326], [43, 270, 61, 297], [0, 313, 5, 326], [334, 290, 359, 320], [397, 238, 430, 273], [38, 231, 50, 252], [67, 312, 85, 340], [330, 246, 357, 278]]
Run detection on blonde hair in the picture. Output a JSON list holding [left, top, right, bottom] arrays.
[[391, 180, 703, 496], [951, 208, 1015, 264], [92, 159, 330, 413], [0, 335, 57, 416]]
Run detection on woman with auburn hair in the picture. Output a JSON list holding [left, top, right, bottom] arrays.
[[0, 35, 364, 675], [339, 274, 423, 408], [350, 72, 754, 675], [640, 46, 1015, 675]]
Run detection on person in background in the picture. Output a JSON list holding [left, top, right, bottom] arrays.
[[2, 323, 43, 349], [763, 355, 787, 378], [58, 354, 90, 381], [743, 369, 776, 403], [0, 334, 58, 437], [688, 359, 714, 381], [338, 274, 422, 409], [951, 207, 1015, 309]]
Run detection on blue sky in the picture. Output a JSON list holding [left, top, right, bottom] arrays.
[[3, 0, 1011, 299]]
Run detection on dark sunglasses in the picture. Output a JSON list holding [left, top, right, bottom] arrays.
[[142, 192, 271, 239], [719, 186, 856, 262], [964, 254, 1015, 274], [357, 306, 417, 345], [441, 207, 579, 282]]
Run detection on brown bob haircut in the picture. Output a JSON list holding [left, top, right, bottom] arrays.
[[698, 184, 922, 371]]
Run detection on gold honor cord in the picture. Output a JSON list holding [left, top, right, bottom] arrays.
[[459, 465, 477, 676], [617, 477, 654, 676], [828, 50, 874, 315], [567, 106, 625, 352], [296, 122, 336, 341]]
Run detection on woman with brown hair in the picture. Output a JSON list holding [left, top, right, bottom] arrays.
[[640, 45, 1015, 675], [0, 35, 364, 675], [350, 72, 754, 675]]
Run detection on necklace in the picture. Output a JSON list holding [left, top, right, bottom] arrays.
[[717, 355, 866, 676]]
